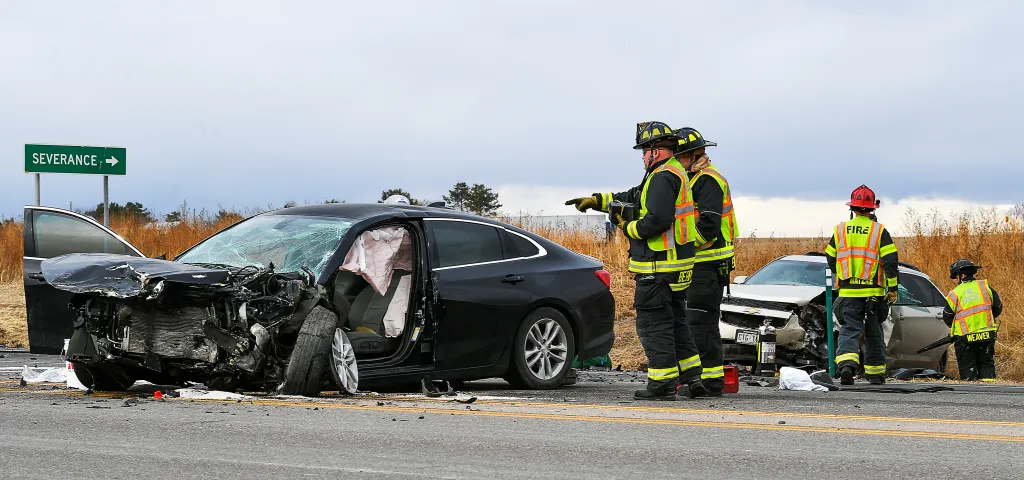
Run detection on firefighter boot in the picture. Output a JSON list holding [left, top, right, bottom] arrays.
[[677, 379, 708, 398], [634, 389, 677, 401], [867, 375, 885, 385], [839, 365, 855, 386]]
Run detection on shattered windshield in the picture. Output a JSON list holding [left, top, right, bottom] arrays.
[[176, 215, 353, 277], [745, 260, 828, 287]]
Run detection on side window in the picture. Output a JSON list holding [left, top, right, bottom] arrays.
[[431, 221, 504, 268], [501, 229, 540, 259], [896, 274, 944, 307], [32, 211, 135, 258]]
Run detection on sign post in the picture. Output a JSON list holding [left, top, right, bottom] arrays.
[[24, 144, 127, 222]]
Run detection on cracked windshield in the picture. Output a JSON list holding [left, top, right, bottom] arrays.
[[745, 260, 828, 287], [176, 214, 353, 277]]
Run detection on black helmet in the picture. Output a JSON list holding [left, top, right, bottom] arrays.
[[949, 259, 981, 279], [634, 121, 681, 150], [673, 127, 717, 155]]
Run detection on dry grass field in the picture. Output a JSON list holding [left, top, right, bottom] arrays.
[[2, 206, 1022, 381]]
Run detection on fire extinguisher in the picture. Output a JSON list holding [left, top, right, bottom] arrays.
[[755, 319, 777, 377]]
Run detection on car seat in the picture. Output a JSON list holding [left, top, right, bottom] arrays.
[[344, 269, 410, 357]]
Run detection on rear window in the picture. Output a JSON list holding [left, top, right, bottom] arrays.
[[431, 220, 504, 268], [501, 230, 540, 259]]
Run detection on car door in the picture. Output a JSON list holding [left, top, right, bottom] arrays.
[[886, 272, 951, 369], [425, 218, 534, 371], [22, 206, 143, 354]]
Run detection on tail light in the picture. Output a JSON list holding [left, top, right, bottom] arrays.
[[594, 269, 611, 289]]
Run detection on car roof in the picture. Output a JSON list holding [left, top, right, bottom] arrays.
[[260, 203, 505, 225], [777, 254, 931, 279]]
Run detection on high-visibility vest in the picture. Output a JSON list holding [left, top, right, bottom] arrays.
[[690, 164, 739, 263], [946, 280, 998, 338], [627, 158, 697, 274], [833, 216, 885, 285]]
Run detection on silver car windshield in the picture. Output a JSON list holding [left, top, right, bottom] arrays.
[[745, 260, 828, 287], [176, 214, 354, 278]]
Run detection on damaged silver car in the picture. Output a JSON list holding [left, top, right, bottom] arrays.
[[720, 254, 950, 373]]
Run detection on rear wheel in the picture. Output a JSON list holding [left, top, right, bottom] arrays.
[[504, 307, 575, 389], [281, 306, 339, 397]]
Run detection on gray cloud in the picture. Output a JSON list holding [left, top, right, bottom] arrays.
[[2, 1, 1021, 219]]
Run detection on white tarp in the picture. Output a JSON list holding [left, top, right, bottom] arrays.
[[20, 366, 67, 383]]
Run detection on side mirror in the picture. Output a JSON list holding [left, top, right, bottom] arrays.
[[733, 275, 747, 285]]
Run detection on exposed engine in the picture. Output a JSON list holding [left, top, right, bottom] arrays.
[[52, 254, 326, 390]]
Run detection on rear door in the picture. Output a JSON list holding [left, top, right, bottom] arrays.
[[424, 218, 535, 371], [887, 271, 951, 369], [22, 206, 143, 354]]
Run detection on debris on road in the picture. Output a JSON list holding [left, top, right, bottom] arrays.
[[20, 365, 67, 384], [778, 367, 829, 392]]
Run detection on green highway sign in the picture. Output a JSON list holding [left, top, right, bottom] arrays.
[[25, 144, 126, 176]]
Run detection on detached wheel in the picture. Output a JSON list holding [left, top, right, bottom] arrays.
[[329, 328, 359, 394], [281, 306, 339, 397], [504, 307, 575, 389]]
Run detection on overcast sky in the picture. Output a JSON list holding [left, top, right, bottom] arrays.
[[2, 1, 1021, 236]]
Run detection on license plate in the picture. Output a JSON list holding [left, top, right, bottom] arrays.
[[735, 329, 758, 345]]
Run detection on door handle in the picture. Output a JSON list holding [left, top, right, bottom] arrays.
[[28, 273, 45, 281], [501, 274, 524, 284]]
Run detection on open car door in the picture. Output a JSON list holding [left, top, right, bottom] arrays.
[[22, 206, 144, 354]]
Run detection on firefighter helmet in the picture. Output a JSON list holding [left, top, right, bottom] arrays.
[[846, 184, 880, 210], [673, 127, 717, 155], [634, 121, 681, 150], [949, 259, 981, 279]]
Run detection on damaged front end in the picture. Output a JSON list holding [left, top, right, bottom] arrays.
[[720, 288, 835, 369], [48, 253, 325, 391]]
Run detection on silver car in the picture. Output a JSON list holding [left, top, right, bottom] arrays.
[[718, 254, 950, 373]]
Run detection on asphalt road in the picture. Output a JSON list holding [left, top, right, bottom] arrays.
[[3, 351, 1024, 479]]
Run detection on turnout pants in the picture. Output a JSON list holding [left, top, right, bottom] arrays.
[[635, 273, 700, 394], [954, 335, 996, 381], [835, 296, 887, 378], [682, 262, 726, 392]]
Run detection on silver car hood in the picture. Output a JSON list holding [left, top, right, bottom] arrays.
[[724, 284, 825, 305]]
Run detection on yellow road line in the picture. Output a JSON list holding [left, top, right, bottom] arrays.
[[165, 397, 1024, 443], [7, 384, 1024, 432]]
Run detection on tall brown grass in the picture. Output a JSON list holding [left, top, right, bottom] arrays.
[[1, 206, 1022, 381]]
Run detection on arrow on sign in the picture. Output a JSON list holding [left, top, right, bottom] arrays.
[[106, 156, 119, 166]]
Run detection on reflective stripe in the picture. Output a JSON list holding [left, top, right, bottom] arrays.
[[648, 366, 680, 381], [864, 365, 886, 375], [696, 245, 734, 262], [701, 365, 725, 379], [678, 355, 701, 372], [675, 204, 695, 216], [835, 352, 860, 365], [834, 220, 883, 281], [948, 280, 997, 336], [628, 257, 695, 274], [981, 378, 997, 383]]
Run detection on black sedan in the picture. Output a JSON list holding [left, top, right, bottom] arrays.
[[21, 204, 615, 395]]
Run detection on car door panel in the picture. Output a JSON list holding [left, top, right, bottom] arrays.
[[21, 206, 142, 354], [887, 273, 951, 369], [425, 219, 534, 371]]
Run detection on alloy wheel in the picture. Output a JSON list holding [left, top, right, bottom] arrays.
[[523, 318, 568, 380], [330, 329, 359, 394]]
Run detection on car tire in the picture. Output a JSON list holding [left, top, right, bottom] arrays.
[[504, 307, 576, 390], [281, 306, 339, 397], [71, 362, 135, 391]]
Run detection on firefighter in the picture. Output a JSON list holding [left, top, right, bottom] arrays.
[[943, 259, 1003, 381], [824, 185, 899, 385], [671, 127, 738, 396], [565, 121, 706, 400]]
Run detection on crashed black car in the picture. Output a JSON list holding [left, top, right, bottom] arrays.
[[22, 204, 615, 395]]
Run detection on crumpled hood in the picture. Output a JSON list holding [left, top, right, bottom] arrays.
[[725, 284, 825, 305], [41, 253, 232, 298]]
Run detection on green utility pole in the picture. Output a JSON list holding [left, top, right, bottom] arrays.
[[826, 268, 835, 377]]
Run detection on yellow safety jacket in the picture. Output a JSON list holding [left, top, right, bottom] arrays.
[[689, 164, 739, 264], [825, 215, 898, 297], [946, 280, 998, 339]]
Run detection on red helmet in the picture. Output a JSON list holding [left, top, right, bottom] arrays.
[[846, 184, 880, 209]]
